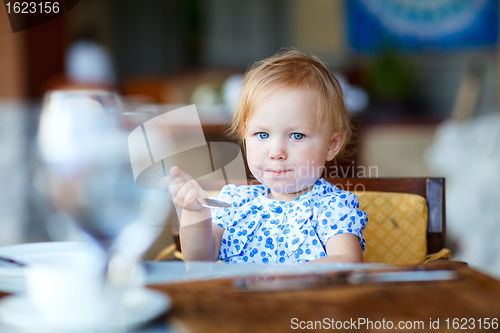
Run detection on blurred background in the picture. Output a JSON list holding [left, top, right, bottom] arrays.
[[1, 0, 500, 276]]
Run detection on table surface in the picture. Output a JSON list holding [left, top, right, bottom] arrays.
[[149, 261, 500, 333], [1, 261, 499, 333]]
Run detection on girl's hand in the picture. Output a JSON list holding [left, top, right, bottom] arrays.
[[159, 166, 207, 211]]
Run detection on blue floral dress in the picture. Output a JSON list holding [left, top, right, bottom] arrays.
[[211, 178, 368, 264]]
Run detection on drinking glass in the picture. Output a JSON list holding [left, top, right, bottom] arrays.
[[37, 90, 170, 286]]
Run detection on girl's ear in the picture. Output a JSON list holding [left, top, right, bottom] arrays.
[[326, 132, 345, 161]]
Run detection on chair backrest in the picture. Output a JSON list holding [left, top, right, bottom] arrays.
[[324, 178, 446, 255]]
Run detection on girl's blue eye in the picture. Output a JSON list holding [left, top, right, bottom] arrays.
[[291, 133, 305, 140], [256, 132, 269, 139]]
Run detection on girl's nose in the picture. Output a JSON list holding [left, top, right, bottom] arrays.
[[269, 139, 287, 160]]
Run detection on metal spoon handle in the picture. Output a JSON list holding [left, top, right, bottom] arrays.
[[197, 197, 231, 209]]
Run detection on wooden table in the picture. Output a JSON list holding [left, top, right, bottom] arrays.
[[1, 262, 498, 332], [150, 261, 500, 332]]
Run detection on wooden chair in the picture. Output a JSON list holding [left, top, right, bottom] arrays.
[[155, 177, 449, 264]]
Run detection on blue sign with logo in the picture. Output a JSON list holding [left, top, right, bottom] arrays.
[[347, 0, 498, 52]]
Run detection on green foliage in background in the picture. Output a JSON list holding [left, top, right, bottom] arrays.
[[363, 49, 415, 103]]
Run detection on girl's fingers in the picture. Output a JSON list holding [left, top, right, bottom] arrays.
[[176, 181, 193, 202], [186, 187, 203, 210], [173, 168, 199, 191], [168, 167, 189, 193], [167, 166, 204, 210], [168, 173, 189, 196], [170, 166, 185, 178], [176, 182, 198, 207], [169, 168, 199, 192], [186, 187, 198, 202], [174, 185, 199, 210]]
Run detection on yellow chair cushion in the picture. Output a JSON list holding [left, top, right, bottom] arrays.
[[355, 191, 428, 265]]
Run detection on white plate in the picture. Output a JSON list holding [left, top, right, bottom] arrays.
[[0, 288, 170, 332], [0, 242, 96, 293]]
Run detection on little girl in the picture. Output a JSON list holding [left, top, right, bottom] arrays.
[[167, 50, 367, 264]]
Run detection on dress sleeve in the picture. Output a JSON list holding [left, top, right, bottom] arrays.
[[210, 184, 237, 229], [316, 191, 368, 251]]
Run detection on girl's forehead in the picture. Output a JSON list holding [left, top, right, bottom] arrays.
[[246, 94, 333, 134], [253, 86, 318, 108], [249, 87, 316, 115]]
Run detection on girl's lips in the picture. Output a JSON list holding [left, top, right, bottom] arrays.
[[267, 170, 292, 176]]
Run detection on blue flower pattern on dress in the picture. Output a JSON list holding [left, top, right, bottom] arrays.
[[211, 178, 367, 264]]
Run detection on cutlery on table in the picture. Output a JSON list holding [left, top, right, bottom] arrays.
[[233, 268, 459, 292], [0, 256, 25, 267]]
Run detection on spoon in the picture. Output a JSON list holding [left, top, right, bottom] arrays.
[[197, 197, 231, 209]]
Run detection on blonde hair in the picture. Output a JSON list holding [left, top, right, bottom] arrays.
[[229, 50, 352, 160]]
